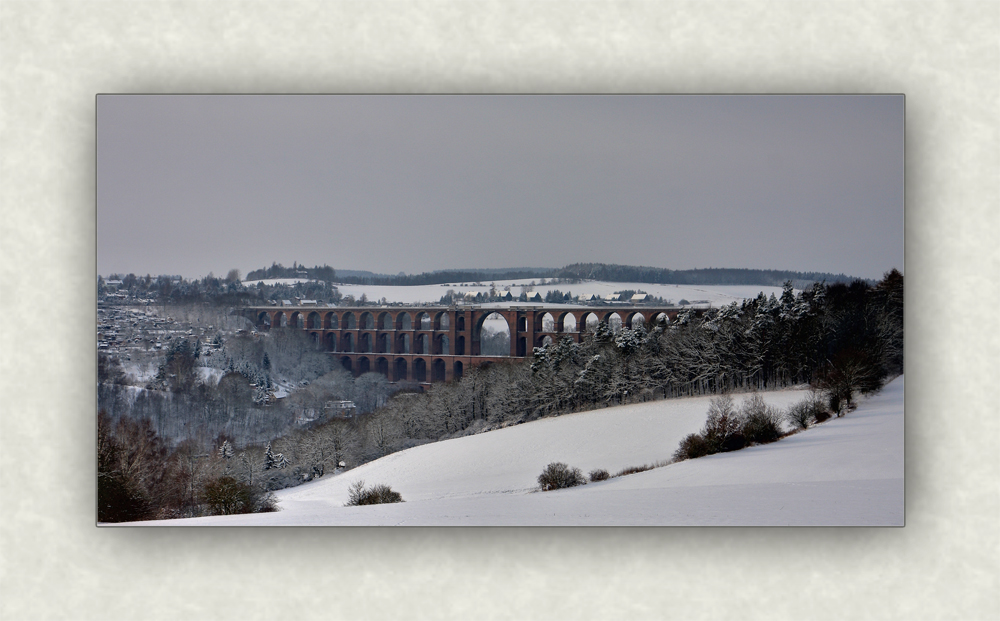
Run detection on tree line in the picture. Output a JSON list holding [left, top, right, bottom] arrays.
[[242, 262, 861, 289], [554, 263, 859, 288], [100, 271, 342, 306]]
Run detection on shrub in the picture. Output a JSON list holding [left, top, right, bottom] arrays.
[[814, 347, 886, 414], [785, 401, 812, 430], [589, 468, 610, 482], [673, 433, 713, 461], [614, 464, 654, 477], [345, 480, 404, 506], [201, 476, 277, 515], [538, 462, 586, 491], [828, 393, 842, 415], [786, 394, 830, 429], [701, 394, 740, 452], [739, 393, 783, 445]]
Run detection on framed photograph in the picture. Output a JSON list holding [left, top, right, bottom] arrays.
[[97, 94, 903, 526]]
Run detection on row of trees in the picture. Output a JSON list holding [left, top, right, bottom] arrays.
[[555, 263, 858, 288], [248, 262, 860, 289], [100, 272, 342, 307], [245, 262, 336, 283]]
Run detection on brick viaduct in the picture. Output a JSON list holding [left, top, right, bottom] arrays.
[[241, 305, 688, 385]]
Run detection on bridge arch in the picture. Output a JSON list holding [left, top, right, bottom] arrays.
[[325, 332, 338, 352], [290, 312, 305, 329], [625, 311, 645, 330], [339, 356, 353, 374], [359, 312, 375, 330], [357, 356, 371, 375], [535, 312, 556, 333], [376, 356, 389, 378], [395, 312, 412, 331], [415, 333, 430, 355], [557, 311, 577, 333], [342, 312, 357, 330], [413, 358, 427, 383], [581, 312, 600, 332], [453, 360, 464, 381], [257, 312, 271, 329], [340, 333, 355, 353], [396, 333, 411, 354], [432, 358, 446, 382], [307, 311, 322, 330], [433, 312, 450, 331], [434, 334, 450, 355], [325, 312, 339, 329], [476, 312, 511, 357], [359, 332, 373, 353], [394, 357, 408, 382], [416, 312, 432, 331], [378, 312, 393, 330], [376, 333, 391, 353], [603, 312, 623, 333]]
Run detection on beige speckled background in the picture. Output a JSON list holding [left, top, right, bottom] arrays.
[[2, 2, 997, 619]]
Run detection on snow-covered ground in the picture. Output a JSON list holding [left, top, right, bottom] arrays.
[[133, 377, 903, 526], [245, 278, 787, 308]]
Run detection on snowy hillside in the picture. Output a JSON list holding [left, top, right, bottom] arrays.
[[135, 377, 903, 526]]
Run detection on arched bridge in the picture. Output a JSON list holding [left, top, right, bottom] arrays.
[[240, 305, 691, 384]]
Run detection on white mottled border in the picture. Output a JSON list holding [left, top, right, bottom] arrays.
[[2, 2, 997, 619]]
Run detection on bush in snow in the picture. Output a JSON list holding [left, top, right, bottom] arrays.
[[739, 393, 783, 445], [345, 480, 404, 506], [614, 463, 655, 477], [673, 433, 713, 461], [674, 393, 781, 461], [701, 394, 744, 453], [785, 394, 829, 430], [538, 462, 586, 491], [201, 476, 277, 515], [589, 468, 610, 482]]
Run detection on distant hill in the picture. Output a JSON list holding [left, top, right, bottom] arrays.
[[555, 263, 860, 288], [248, 261, 865, 288]]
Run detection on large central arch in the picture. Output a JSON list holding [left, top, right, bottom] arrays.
[[476, 312, 511, 357]]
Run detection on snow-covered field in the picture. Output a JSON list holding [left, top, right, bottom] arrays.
[[134, 377, 903, 526], [245, 278, 787, 308]]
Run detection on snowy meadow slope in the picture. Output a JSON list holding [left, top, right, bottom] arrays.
[[136, 377, 903, 527]]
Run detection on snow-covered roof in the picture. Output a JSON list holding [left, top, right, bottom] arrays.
[[631, 293, 648, 301]]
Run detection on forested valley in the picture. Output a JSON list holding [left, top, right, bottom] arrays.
[[98, 270, 902, 522]]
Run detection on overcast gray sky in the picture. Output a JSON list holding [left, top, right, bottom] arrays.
[[97, 95, 903, 280]]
